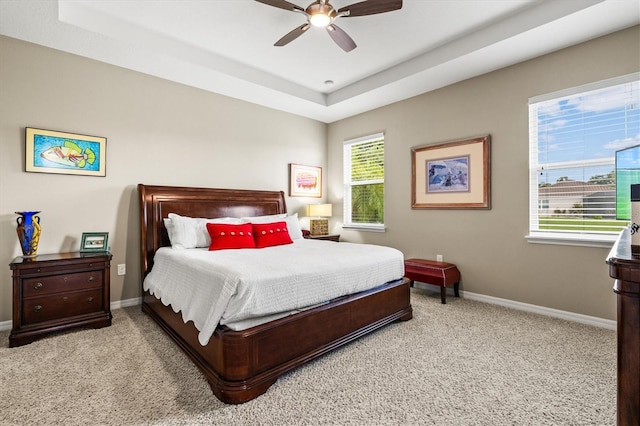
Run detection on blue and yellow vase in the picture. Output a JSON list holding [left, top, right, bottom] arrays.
[[16, 211, 41, 257]]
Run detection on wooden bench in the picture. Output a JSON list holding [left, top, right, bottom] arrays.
[[404, 258, 460, 304]]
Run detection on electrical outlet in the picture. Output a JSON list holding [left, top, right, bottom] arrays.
[[436, 254, 443, 262], [117, 264, 126, 276]]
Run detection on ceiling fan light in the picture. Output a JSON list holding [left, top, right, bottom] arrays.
[[309, 13, 331, 27]]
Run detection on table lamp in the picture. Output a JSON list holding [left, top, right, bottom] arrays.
[[308, 204, 332, 236]]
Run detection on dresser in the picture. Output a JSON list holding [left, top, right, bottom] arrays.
[[606, 233, 640, 425], [9, 252, 112, 347]]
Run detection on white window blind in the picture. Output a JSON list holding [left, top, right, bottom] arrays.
[[528, 73, 640, 246], [343, 133, 385, 231]]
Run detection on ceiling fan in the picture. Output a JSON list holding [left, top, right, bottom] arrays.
[[255, 0, 403, 52]]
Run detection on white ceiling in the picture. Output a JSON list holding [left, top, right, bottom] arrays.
[[1, 0, 638, 123]]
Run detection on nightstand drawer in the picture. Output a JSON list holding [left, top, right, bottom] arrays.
[[18, 260, 109, 277], [22, 271, 103, 297], [304, 234, 340, 242], [22, 289, 104, 325]]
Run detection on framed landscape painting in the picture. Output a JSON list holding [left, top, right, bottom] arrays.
[[412, 135, 491, 209], [25, 127, 107, 177]]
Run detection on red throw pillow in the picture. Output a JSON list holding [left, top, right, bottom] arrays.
[[252, 221, 293, 248], [206, 223, 255, 250]]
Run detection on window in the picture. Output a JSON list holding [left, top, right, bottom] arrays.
[[528, 73, 640, 247], [343, 133, 385, 231]]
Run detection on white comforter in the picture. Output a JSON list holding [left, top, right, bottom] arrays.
[[143, 239, 405, 345]]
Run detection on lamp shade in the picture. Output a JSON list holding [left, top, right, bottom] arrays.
[[308, 204, 332, 217]]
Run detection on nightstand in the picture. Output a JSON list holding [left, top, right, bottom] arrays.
[[304, 234, 340, 242], [9, 252, 112, 347]]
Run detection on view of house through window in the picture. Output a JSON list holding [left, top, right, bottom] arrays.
[[529, 73, 640, 241], [343, 133, 384, 230]]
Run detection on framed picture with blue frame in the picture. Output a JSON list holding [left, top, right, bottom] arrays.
[[25, 127, 107, 177]]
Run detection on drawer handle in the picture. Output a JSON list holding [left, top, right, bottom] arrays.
[[88, 276, 95, 282], [87, 297, 94, 303], [34, 282, 43, 290], [34, 305, 42, 313]]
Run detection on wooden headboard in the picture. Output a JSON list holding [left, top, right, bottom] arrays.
[[137, 184, 287, 280]]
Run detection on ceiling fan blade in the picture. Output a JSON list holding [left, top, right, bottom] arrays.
[[338, 0, 402, 17], [326, 24, 356, 52], [255, 0, 304, 13], [275, 23, 310, 46]]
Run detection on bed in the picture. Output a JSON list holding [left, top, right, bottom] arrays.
[[138, 183, 413, 404]]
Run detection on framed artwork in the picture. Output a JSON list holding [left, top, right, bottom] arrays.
[[80, 232, 109, 252], [412, 135, 491, 209], [25, 127, 107, 176], [289, 163, 322, 197]]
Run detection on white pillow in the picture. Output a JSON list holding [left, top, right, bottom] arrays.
[[166, 213, 247, 249], [242, 213, 287, 223], [163, 218, 175, 243], [242, 213, 302, 240], [285, 213, 303, 240]]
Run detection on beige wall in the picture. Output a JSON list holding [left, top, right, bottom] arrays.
[[1, 26, 638, 325], [327, 26, 640, 321], [0, 36, 327, 323]]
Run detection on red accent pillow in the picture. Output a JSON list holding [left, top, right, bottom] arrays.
[[206, 223, 255, 250], [252, 221, 293, 248]]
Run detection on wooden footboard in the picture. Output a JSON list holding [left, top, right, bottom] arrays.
[[142, 277, 412, 404]]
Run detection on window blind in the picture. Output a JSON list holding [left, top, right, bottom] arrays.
[[343, 133, 385, 229], [528, 73, 640, 242]]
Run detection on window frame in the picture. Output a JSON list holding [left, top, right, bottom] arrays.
[[527, 73, 640, 248], [343, 132, 386, 232]]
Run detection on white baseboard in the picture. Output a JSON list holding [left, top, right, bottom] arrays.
[[413, 283, 616, 330], [461, 290, 616, 330], [110, 297, 142, 310], [0, 297, 143, 332], [1, 292, 616, 332]]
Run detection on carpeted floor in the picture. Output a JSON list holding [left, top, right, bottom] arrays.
[[0, 288, 616, 425]]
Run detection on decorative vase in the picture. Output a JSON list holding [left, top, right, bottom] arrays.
[[15, 211, 41, 257]]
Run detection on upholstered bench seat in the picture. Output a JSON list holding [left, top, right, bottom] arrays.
[[404, 258, 460, 304]]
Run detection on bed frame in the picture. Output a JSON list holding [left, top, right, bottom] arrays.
[[138, 184, 413, 404]]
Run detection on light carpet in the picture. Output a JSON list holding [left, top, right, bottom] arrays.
[[0, 288, 616, 425]]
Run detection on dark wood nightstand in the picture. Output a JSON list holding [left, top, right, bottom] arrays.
[[304, 234, 340, 242], [9, 252, 112, 347]]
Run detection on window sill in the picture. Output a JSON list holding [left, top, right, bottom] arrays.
[[342, 224, 386, 233], [525, 232, 616, 249]]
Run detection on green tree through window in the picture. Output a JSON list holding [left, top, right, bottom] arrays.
[[344, 134, 384, 229]]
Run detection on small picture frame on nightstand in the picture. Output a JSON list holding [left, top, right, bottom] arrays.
[[80, 232, 109, 252]]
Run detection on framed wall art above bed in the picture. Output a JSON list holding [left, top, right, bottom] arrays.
[[289, 163, 322, 197]]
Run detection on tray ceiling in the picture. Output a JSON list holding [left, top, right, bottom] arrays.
[[1, 0, 638, 122]]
